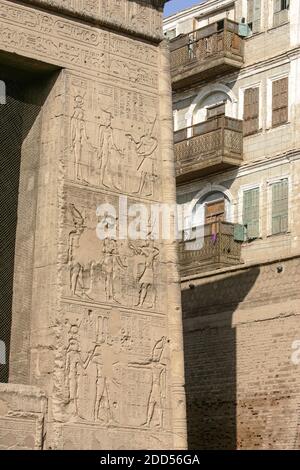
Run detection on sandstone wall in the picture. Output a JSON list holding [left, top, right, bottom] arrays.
[[0, 0, 186, 450]]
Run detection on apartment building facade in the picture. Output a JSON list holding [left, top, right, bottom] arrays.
[[164, 0, 300, 450]]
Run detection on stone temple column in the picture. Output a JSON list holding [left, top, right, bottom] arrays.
[[0, 0, 187, 450]]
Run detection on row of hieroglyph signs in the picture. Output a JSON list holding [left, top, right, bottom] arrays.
[[23, 0, 164, 40], [0, 0, 159, 89]]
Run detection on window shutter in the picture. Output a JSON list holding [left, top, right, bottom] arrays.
[[274, 0, 282, 13], [247, 0, 261, 33], [243, 87, 259, 136], [272, 179, 288, 234], [234, 224, 246, 242], [273, 0, 289, 26], [247, 0, 254, 24], [272, 77, 288, 127], [243, 188, 260, 239], [165, 29, 176, 40], [253, 0, 261, 33]]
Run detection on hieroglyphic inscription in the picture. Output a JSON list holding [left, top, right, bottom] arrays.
[[21, 0, 164, 40], [0, 0, 158, 88]]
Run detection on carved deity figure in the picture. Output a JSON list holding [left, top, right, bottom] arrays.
[[90, 344, 112, 424], [96, 110, 117, 189], [68, 204, 86, 297], [130, 337, 167, 428], [130, 239, 159, 308], [70, 95, 93, 184], [101, 238, 127, 303], [65, 326, 94, 415], [126, 117, 158, 197]]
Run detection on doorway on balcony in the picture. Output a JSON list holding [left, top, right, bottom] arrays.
[[205, 198, 226, 235], [188, 83, 238, 129], [194, 94, 229, 124], [193, 190, 232, 226]]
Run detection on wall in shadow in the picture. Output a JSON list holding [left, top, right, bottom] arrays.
[[0, 67, 56, 383], [181, 266, 260, 449]]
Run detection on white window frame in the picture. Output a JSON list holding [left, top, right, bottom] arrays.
[[266, 72, 290, 129]]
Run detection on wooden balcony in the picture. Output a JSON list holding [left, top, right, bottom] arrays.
[[170, 19, 244, 90], [178, 222, 243, 277], [174, 112, 243, 183]]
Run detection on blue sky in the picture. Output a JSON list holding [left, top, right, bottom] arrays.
[[164, 0, 205, 17]]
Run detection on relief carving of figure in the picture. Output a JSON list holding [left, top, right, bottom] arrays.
[[65, 325, 95, 416], [90, 344, 112, 424], [96, 110, 116, 189], [126, 117, 158, 197], [101, 237, 127, 303], [130, 239, 159, 308], [130, 337, 167, 428], [70, 95, 94, 184], [67, 204, 86, 297]]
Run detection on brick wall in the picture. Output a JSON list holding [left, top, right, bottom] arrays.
[[182, 256, 300, 449]]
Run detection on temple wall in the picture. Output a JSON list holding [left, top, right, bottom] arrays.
[[0, 0, 186, 450]]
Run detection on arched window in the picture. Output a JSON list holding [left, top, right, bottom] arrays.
[[193, 91, 230, 124], [191, 187, 233, 229], [186, 84, 238, 129]]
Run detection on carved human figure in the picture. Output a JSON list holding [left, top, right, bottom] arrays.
[[130, 337, 167, 428], [101, 238, 127, 303], [130, 239, 159, 308], [65, 327, 94, 415], [96, 110, 116, 189], [90, 344, 112, 424], [70, 95, 93, 183], [126, 117, 158, 197], [68, 204, 86, 297]]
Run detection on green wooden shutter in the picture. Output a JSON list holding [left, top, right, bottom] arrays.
[[234, 224, 246, 242], [272, 179, 288, 234], [243, 188, 260, 239]]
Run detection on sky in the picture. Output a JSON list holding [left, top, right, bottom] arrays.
[[164, 0, 206, 17]]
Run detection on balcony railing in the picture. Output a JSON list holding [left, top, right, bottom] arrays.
[[178, 221, 243, 277], [170, 19, 244, 89], [174, 112, 243, 182]]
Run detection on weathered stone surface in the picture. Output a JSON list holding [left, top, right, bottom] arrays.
[[0, 384, 47, 450], [0, 0, 186, 450]]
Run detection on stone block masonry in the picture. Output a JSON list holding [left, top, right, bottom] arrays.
[[0, 0, 187, 450]]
